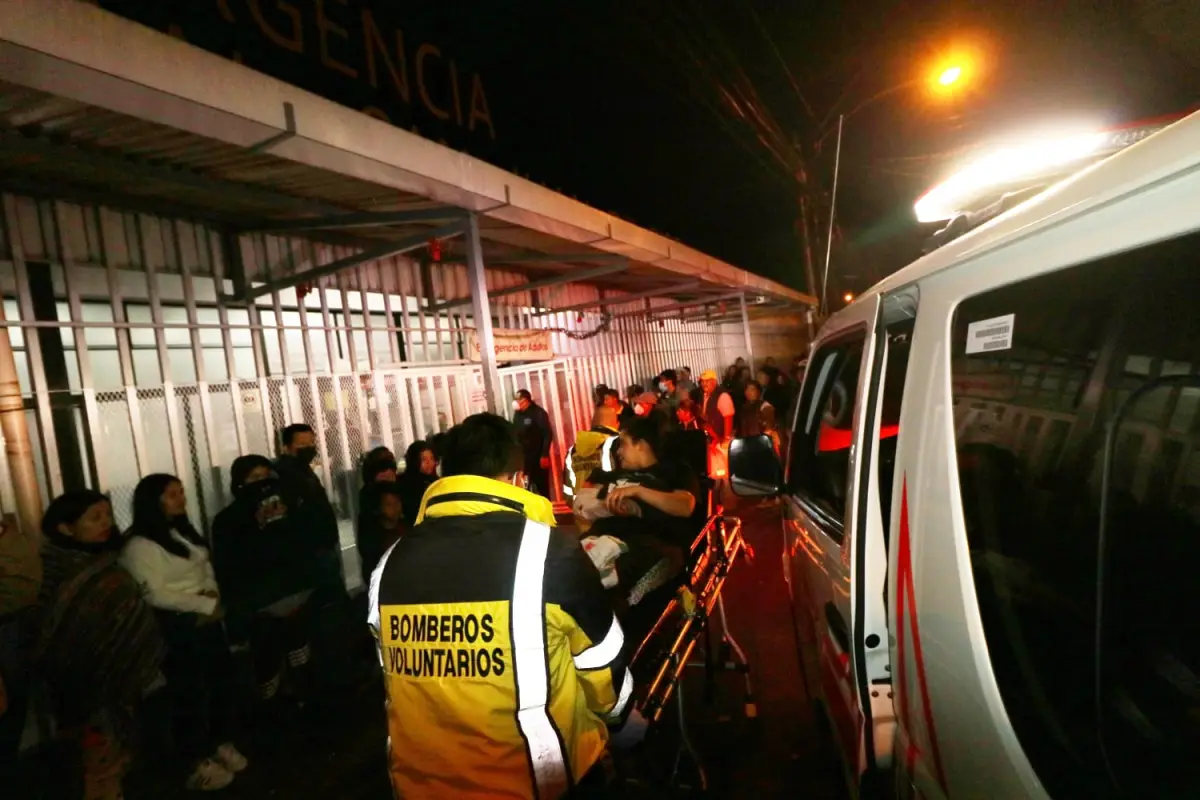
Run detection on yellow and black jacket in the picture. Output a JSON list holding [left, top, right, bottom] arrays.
[[368, 475, 634, 799], [563, 427, 619, 497]]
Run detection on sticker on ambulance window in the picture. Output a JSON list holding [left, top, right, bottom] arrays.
[[965, 313, 1015, 354]]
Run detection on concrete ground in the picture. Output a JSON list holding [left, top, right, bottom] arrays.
[[25, 503, 848, 798]]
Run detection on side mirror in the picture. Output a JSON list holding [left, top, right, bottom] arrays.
[[729, 435, 783, 497]]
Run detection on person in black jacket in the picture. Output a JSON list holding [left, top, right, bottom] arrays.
[[512, 390, 553, 498], [355, 447, 397, 585], [355, 483, 405, 588], [396, 440, 437, 528], [274, 424, 343, 598], [211, 455, 318, 713]]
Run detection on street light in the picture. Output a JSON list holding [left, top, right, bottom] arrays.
[[843, 292, 855, 304], [937, 65, 963, 86], [819, 57, 976, 312]]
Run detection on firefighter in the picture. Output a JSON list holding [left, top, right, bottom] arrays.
[[367, 413, 637, 799], [563, 405, 621, 509]]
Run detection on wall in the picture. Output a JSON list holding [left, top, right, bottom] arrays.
[[0, 192, 799, 587]]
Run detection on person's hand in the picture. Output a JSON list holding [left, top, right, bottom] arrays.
[[605, 485, 642, 516], [609, 708, 649, 750], [539, 457, 551, 470]]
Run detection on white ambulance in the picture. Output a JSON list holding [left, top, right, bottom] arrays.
[[731, 111, 1200, 798]]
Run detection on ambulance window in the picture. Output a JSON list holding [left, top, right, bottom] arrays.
[[876, 320, 913, 549], [950, 230, 1200, 797], [789, 334, 866, 538]]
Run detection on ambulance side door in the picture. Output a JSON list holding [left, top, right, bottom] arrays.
[[782, 294, 880, 775]]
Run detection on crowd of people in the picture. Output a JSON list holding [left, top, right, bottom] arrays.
[[0, 354, 804, 799], [0, 422, 426, 797]]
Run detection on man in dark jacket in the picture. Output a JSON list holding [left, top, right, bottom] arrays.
[[512, 390, 553, 498], [212, 455, 319, 707], [274, 424, 342, 597]]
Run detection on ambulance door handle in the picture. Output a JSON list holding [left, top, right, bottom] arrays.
[[824, 601, 850, 654]]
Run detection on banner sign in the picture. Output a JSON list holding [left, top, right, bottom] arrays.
[[467, 329, 553, 362]]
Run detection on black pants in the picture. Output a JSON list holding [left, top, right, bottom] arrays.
[[525, 460, 551, 499], [0, 620, 28, 781], [248, 605, 313, 701], [160, 613, 239, 765]]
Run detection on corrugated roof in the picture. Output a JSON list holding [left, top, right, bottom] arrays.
[[0, 0, 814, 308]]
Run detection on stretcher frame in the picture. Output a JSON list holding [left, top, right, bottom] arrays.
[[627, 498, 755, 790]]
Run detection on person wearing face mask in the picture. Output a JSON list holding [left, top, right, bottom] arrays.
[[511, 390, 554, 499], [32, 491, 162, 799], [211, 455, 319, 720], [369, 413, 640, 799], [274, 423, 343, 599], [121, 475, 248, 791]]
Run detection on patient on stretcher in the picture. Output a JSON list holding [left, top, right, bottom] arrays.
[[574, 414, 698, 613]]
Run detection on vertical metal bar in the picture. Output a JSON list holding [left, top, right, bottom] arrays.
[[380, 261, 400, 364], [740, 292, 755, 367], [4, 197, 62, 499], [97, 207, 150, 476], [294, 241, 336, 492], [52, 201, 104, 491], [300, 281, 333, 491], [212, 231, 249, 455], [464, 215, 500, 413], [409, 375, 428, 440], [544, 363, 567, 503], [271, 237, 304, 421], [340, 270, 370, 456], [311, 275, 339, 492], [414, 260, 432, 363], [175, 221, 223, 509], [822, 114, 844, 315], [1, 196, 59, 508], [135, 216, 189, 480]]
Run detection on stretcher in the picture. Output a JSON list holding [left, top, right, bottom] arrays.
[[623, 493, 755, 791]]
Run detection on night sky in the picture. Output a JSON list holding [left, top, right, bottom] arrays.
[[100, 1, 1199, 295]]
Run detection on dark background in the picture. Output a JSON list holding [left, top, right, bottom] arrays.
[[97, 1, 1200, 295]]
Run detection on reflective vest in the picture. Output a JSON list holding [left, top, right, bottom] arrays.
[[368, 475, 633, 799], [562, 426, 620, 499]]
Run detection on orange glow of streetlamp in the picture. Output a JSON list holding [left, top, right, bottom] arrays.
[[937, 65, 963, 86], [843, 292, 855, 304]]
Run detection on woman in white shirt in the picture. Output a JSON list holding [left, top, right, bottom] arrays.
[[120, 474, 248, 792]]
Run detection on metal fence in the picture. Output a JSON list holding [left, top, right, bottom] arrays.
[[0, 192, 803, 588]]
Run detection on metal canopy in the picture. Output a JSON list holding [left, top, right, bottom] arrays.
[[619, 291, 753, 320], [238, 221, 467, 302], [0, 0, 817, 308], [532, 281, 702, 317], [428, 261, 630, 313], [246, 207, 468, 235]]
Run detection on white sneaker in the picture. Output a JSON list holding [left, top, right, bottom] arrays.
[[214, 742, 249, 774], [186, 758, 234, 791]]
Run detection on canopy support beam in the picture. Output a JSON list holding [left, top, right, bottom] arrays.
[[428, 260, 629, 313], [465, 212, 502, 414], [236, 221, 465, 302], [533, 280, 701, 317], [246, 207, 467, 234]]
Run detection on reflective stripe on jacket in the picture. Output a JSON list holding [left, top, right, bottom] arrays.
[[368, 475, 633, 799], [562, 427, 619, 499]]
